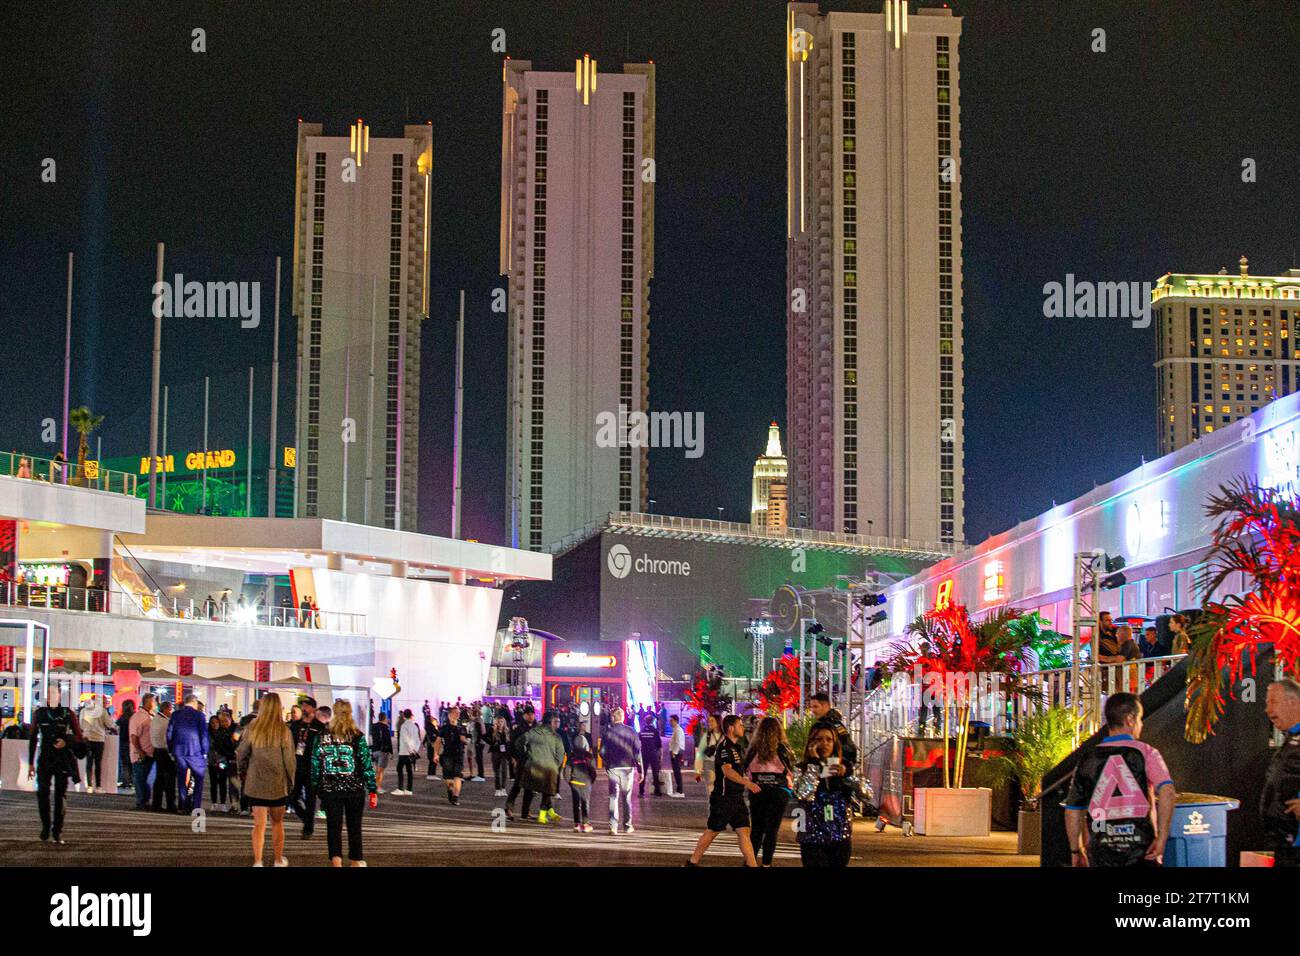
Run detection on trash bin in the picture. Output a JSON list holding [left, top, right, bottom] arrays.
[[1165, 793, 1240, 867]]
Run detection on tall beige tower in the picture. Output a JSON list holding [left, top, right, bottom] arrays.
[[500, 57, 655, 551], [751, 421, 789, 530], [1153, 257, 1300, 454], [786, 1, 964, 546], [290, 120, 432, 530]]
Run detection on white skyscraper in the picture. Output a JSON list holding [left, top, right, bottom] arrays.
[[751, 421, 789, 531], [786, 1, 964, 546], [500, 57, 655, 551], [291, 121, 432, 530]]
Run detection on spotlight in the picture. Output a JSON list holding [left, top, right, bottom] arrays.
[[867, 610, 888, 626], [806, 620, 825, 637], [856, 591, 887, 607], [1101, 572, 1126, 590], [1103, 554, 1126, 573]]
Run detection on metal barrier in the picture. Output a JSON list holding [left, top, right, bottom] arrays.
[[1, 450, 137, 496], [0, 581, 366, 635]]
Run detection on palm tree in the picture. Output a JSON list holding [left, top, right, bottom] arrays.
[[1184, 477, 1300, 742], [68, 406, 104, 485]]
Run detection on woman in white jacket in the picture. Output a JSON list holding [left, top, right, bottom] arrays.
[[79, 695, 117, 793], [394, 709, 423, 795]]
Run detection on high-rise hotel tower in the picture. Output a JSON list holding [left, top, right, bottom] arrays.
[[786, 2, 964, 546], [501, 57, 655, 551], [291, 121, 432, 530]]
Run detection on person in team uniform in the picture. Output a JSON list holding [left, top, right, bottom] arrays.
[[27, 686, 84, 845], [438, 705, 471, 805], [1063, 693, 1176, 867], [685, 714, 759, 866]]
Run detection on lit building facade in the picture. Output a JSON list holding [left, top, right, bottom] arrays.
[[291, 121, 433, 530], [786, 1, 964, 547], [1154, 257, 1300, 455], [500, 57, 655, 552], [751, 421, 789, 531]]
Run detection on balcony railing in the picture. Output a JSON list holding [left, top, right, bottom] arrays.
[[0, 581, 367, 635], [861, 654, 1187, 749], [2, 450, 138, 497]]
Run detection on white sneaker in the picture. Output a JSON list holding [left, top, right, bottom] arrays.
[[425, 774, 437, 780], [252, 861, 264, 867], [471, 776, 485, 782], [274, 857, 289, 867], [671, 792, 685, 798], [376, 788, 387, 794], [624, 824, 635, 833], [353, 861, 368, 867]]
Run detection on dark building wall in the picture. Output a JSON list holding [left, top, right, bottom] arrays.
[[498, 535, 603, 640]]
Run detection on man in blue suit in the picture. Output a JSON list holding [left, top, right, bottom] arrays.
[[167, 694, 209, 814]]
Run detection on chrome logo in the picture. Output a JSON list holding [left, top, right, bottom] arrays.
[[607, 544, 633, 579]]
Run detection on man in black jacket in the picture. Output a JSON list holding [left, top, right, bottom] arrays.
[[638, 714, 664, 796], [287, 696, 325, 838], [809, 693, 857, 770], [1262, 679, 1300, 867], [503, 705, 535, 820], [27, 686, 83, 844]]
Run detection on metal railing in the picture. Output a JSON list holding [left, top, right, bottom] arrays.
[[546, 511, 958, 559], [860, 654, 1187, 750], [1, 450, 138, 497], [0, 581, 367, 635]]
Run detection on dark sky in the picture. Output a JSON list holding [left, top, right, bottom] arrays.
[[2, 0, 1297, 547]]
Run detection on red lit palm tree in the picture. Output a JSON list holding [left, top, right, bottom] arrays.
[[885, 603, 1034, 788], [1185, 478, 1300, 743], [753, 653, 800, 716]]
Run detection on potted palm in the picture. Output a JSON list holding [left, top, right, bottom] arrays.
[[68, 406, 105, 487], [979, 706, 1079, 854], [885, 602, 1034, 836]]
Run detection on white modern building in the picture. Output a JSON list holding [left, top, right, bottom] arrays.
[[291, 120, 433, 530], [0, 459, 550, 736], [500, 56, 656, 551], [1154, 256, 1300, 456], [786, 1, 964, 546], [870, 387, 1300, 662]]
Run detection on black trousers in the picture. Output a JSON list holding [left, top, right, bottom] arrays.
[[491, 751, 508, 789], [670, 752, 684, 794], [209, 765, 229, 804], [152, 751, 176, 811], [639, 751, 663, 795], [37, 766, 70, 836], [85, 741, 106, 788], [474, 744, 485, 777], [800, 841, 852, 867], [521, 789, 553, 816], [506, 761, 524, 808], [396, 755, 415, 791], [322, 794, 365, 861], [748, 787, 790, 865]]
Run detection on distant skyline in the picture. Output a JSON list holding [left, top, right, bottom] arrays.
[[2, 1, 1298, 549]]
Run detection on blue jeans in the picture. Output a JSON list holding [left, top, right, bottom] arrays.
[[132, 756, 154, 808], [606, 767, 635, 830]]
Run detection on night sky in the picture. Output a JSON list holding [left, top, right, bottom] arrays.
[[3, 1, 1297, 548]]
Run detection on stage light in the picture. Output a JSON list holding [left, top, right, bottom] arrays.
[[1101, 572, 1127, 590], [867, 610, 887, 626]]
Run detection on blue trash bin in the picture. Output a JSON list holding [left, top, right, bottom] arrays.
[[1165, 794, 1239, 867]]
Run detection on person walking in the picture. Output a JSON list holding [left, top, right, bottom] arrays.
[[168, 694, 210, 814], [394, 708, 422, 796], [521, 711, 566, 824], [693, 714, 722, 792], [638, 713, 665, 797], [423, 710, 439, 780], [312, 699, 377, 867], [488, 715, 511, 796], [369, 711, 393, 794], [27, 686, 84, 844], [128, 693, 156, 808], [568, 721, 596, 831], [743, 716, 794, 867], [600, 707, 643, 835], [503, 705, 536, 819], [115, 698, 136, 792], [79, 693, 115, 793], [793, 723, 856, 867], [235, 693, 297, 867], [438, 705, 471, 805], [287, 696, 325, 838], [150, 701, 176, 813], [471, 705, 487, 782], [686, 714, 759, 867], [209, 712, 237, 812], [668, 714, 686, 797]]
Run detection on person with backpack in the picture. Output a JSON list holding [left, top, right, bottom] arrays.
[[369, 711, 394, 794], [503, 705, 536, 820], [394, 708, 422, 796], [521, 711, 566, 824], [311, 699, 377, 867], [568, 721, 597, 832]]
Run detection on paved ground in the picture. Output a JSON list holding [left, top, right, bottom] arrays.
[[0, 773, 1036, 867]]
